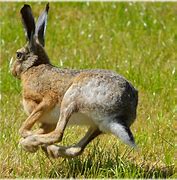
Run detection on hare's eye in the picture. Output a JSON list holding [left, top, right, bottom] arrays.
[[16, 52, 23, 59]]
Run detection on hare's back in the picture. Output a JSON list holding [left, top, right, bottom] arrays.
[[66, 71, 138, 113]]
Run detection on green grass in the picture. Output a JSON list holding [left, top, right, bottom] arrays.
[[0, 2, 176, 178]]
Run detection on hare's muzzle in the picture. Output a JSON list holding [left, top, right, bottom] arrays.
[[9, 57, 14, 73], [9, 57, 18, 77]]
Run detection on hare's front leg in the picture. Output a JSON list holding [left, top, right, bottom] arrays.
[[20, 123, 55, 153], [19, 97, 55, 138], [34, 123, 56, 135], [20, 100, 77, 152], [42, 127, 101, 158]]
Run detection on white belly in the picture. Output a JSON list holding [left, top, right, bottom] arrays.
[[23, 100, 116, 133], [23, 102, 95, 127]]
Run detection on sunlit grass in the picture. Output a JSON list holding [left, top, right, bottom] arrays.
[[0, 2, 176, 178]]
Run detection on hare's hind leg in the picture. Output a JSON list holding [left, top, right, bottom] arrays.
[[42, 127, 101, 158]]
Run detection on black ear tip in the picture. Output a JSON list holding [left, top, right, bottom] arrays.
[[24, 4, 30, 7], [22, 4, 31, 9], [46, 3, 49, 12], [20, 4, 31, 13]]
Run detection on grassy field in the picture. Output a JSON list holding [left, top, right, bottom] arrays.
[[0, 2, 176, 178]]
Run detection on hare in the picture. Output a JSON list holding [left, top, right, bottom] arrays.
[[10, 3, 138, 158]]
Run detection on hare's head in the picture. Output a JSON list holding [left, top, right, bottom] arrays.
[[11, 3, 50, 78]]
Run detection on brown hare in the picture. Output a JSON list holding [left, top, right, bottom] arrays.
[[10, 3, 138, 158]]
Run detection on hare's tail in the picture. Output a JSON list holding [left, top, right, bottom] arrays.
[[108, 122, 136, 148], [111, 85, 138, 147]]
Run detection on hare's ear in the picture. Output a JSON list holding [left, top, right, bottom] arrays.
[[20, 4, 35, 42], [35, 3, 49, 47]]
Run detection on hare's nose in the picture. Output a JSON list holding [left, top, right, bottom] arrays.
[[9, 57, 14, 71]]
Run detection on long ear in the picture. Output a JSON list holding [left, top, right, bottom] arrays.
[[20, 4, 35, 41], [35, 3, 49, 47]]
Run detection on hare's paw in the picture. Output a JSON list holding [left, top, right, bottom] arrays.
[[42, 145, 61, 158], [42, 145, 82, 158], [19, 128, 33, 138], [19, 136, 39, 153]]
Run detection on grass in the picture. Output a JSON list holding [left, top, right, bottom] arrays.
[[0, 2, 177, 178]]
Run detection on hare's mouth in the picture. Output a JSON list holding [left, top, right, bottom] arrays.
[[9, 57, 19, 78], [9, 57, 14, 71]]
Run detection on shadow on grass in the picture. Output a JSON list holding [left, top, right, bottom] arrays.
[[46, 141, 175, 178]]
